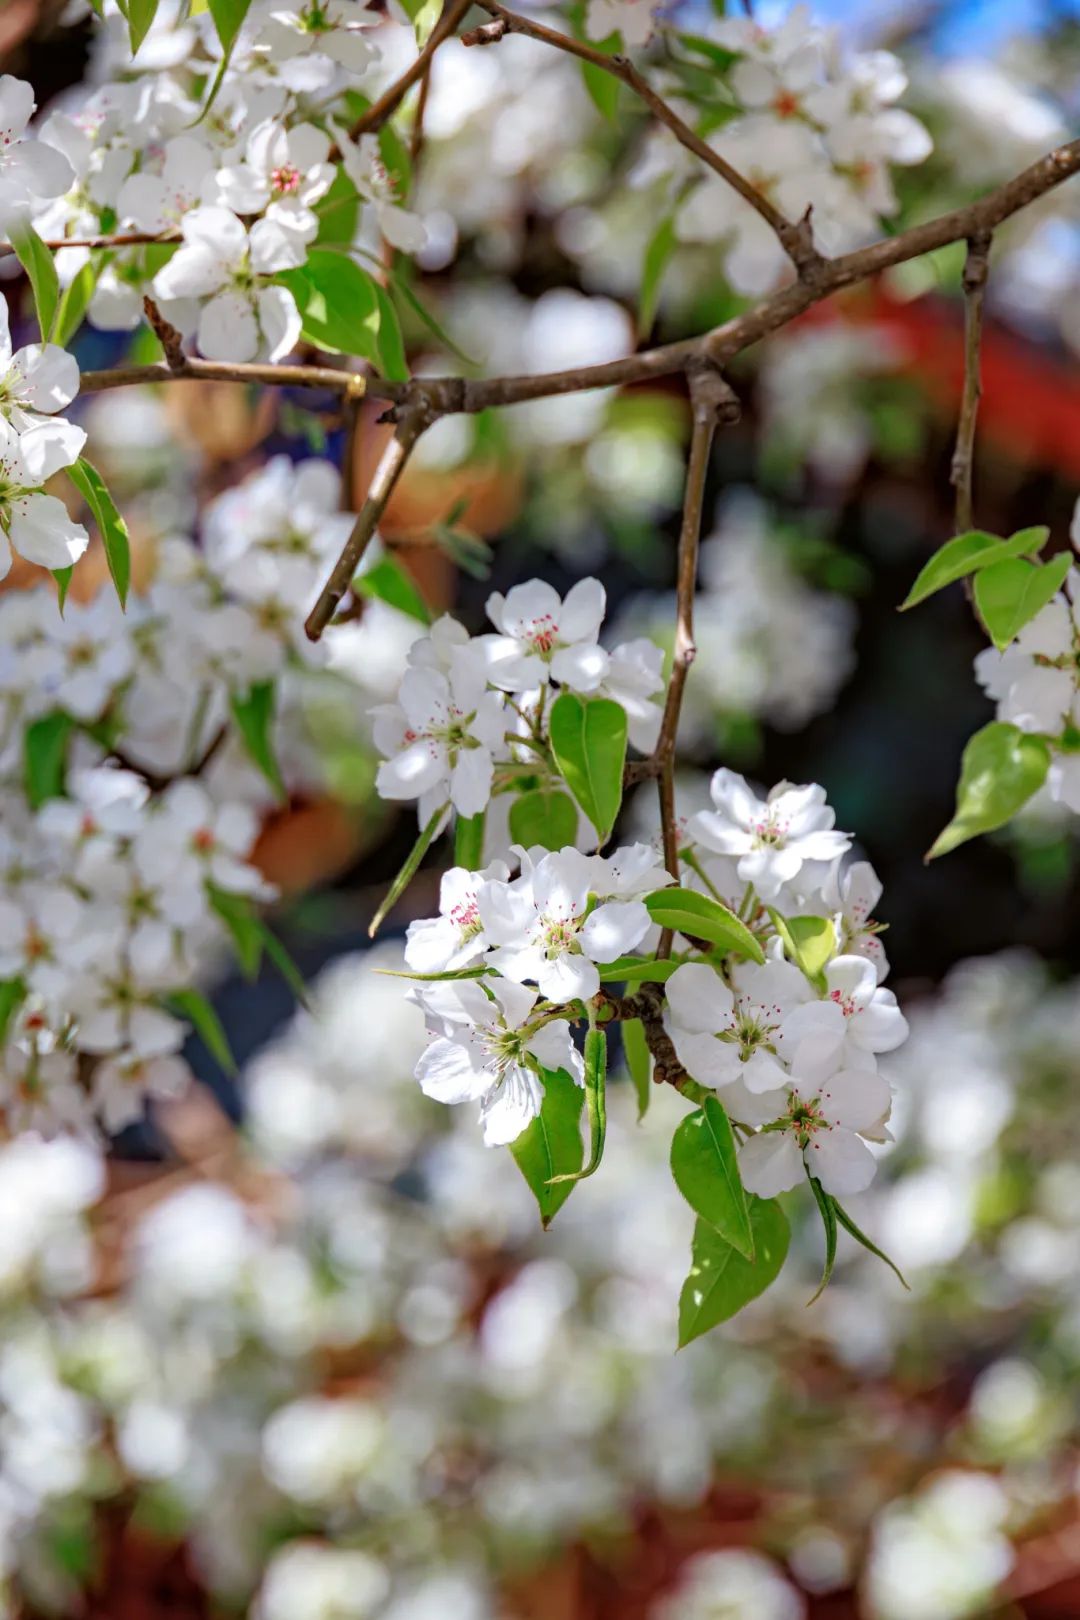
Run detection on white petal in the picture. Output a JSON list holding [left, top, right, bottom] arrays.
[[805, 1127, 878, 1195], [6, 493, 88, 569], [740, 1131, 804, 1197], [197, 290, 259, 362]]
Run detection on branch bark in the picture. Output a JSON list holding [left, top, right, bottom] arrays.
[[344, 0, 474, 142], [304, 406, 432, 641], [950, 231, 992, 534], [466, 0, 821, 278]]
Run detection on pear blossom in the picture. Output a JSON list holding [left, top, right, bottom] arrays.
[[134, 780, 268, 899], [824, 860, 889, 981], [331, 124, 427, 252], [662, 959, 813, 1095], [404, 861, 510, 974], [211, 120, 335, 251], [689, 770, 851, 900], [372, 654, 507, 823], [0, 426, 89, 579], [412, 977, 582, 1146], [782, 954, 908, 1063], [0, 77, 74, 233], [596, 638, 665, 753], [739, 1055, 892, 1197], [151, 206, 302, 362], [480, 578, 609, 694], [478, 845, 651, 1003], [0, 302, 85, 481], [91, 1048, 192, 1134], [583, 0, 660, 48], [115, 132, 215, 233], [0, 886, 85, 1002], [252, 1, 381, 95]]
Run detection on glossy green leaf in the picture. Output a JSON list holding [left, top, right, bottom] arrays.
[[369, 803, 446, 935], [0, 979, 27, 1047], [66, 458, 132, 608], [453, 810, 485, 870], [508, 787, 578, 852], [900, 525, 1051, 611], [549, 1027, 606, 1184], [11, 224, 60, 343], [621, 1016, 652, 1121], [54, 257, 102, 348], [353, 556, 430, 623], [548, 693, 626, 846], [974, 552, 1071, 652], [678, 1197, 790, 1347], [52, 567, 73, 614], [277, 251, 381, 361], [928, 721, 1050, 858], [581, 56, 620, 120], [597, 954, 681, 984], [164, 987, 236, 1076], [639, 214, 676, 338], [768, 911, 836, 985], [510, 1066, 585, 1227], [831, 1195, 909, 1290], [806, 1173, 837, 1304], [644, 887, 765, 963], [206, 0, 251, 52], [208, 887, 263, 979], [230, 681, 286, 802], [24, 711, 72, 809], [671, 1095, 754, 1259], [373, 283, 409, 382]]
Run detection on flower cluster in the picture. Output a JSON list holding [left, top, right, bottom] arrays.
[[975, 516, 1080, 815], [0, 451, 388, 1137], [372, 576, 664, 825], [632, 7, 932, 294]]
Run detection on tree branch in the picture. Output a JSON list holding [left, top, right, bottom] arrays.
[[465, 0, 821, 278], [345, 0, 474, 142], [950, 231, 992, 534], [304, 406, 432, 641], [653, 365, 739, 954]]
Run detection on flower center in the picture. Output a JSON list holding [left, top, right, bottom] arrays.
[[525, 615, 559, 657], [828, 988, 856, 1018], [449, 898, 481, 940], [271, 163, 302, 196]]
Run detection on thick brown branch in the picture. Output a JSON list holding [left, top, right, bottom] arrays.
[[466, 0, 821, 278], [305, 407, 432, 641], [345, 0, 474, 142], [950, 231, 992, 533], [75, 141, 1080, 424]]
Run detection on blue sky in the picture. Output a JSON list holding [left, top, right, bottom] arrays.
[[754, 0, 1080, 53]]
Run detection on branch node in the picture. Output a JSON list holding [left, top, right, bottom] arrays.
[[143, 296, 186, 372], [462, 17, 507, 44], [686, 358, 741, 425]]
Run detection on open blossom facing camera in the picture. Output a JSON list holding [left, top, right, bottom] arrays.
[[481, 578, 609, 693], [690, 769, 852, 899], [373, 653, 507, 823], [152, 206, 302, 362], [0, 76, 74, 233]]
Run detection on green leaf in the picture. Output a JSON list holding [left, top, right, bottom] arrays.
[[206, 0, 251, 53], [644, 887, 765, 963], [369, 804, 446, 935], [768, 912, 836, 985], [597, 955, 681, 983], [677, 1197, 790, 1347], [24, 711, 72, 809], [314, 168, 360, 247], [66, 458, 132, 609], [124, 0, 160, 54], [377, 123, 412, 197], [548, 693, 626, 846], [353, 556, 430, 623], [549, 1026, 606, 1184], [52, 567, 73, 614], [671, 1095, 754, 1260], [54, 257, 102, 348], [164, 987, 236, 1076], [900, 525, 1051, 611], [806, 1173, 837, 1305], [581, 56, 620, 119], [621, 1016, 651, 1121], [11, 224, 60, 343], [230, 681, 286, 802], [974, 553, 1071, 651], [0, 979, 27, 1046], [831, 1195, 909, 1290], [373, 283, 409, 382], [510, 1066, 585, 1227], [639, 214, 677, 338], [257, 923, 309, 1008], [277, 251, 381, 361], [928, 721, 1050, 859], [389, 273, 477, 366], [453, 810, 485, 870], [208, 887, 263, 977], [508, 787, 578, 852]]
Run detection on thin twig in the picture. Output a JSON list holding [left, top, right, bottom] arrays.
[[305, 407, 432, 641], [344, 0, 474, 143], [0, 229, 176, 261], [466, 0, 821, 278], [80, 357, 375, 398], [142, 296, 186, 371], [654, 365, 740, 954], [950, 231, 992, 533]]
